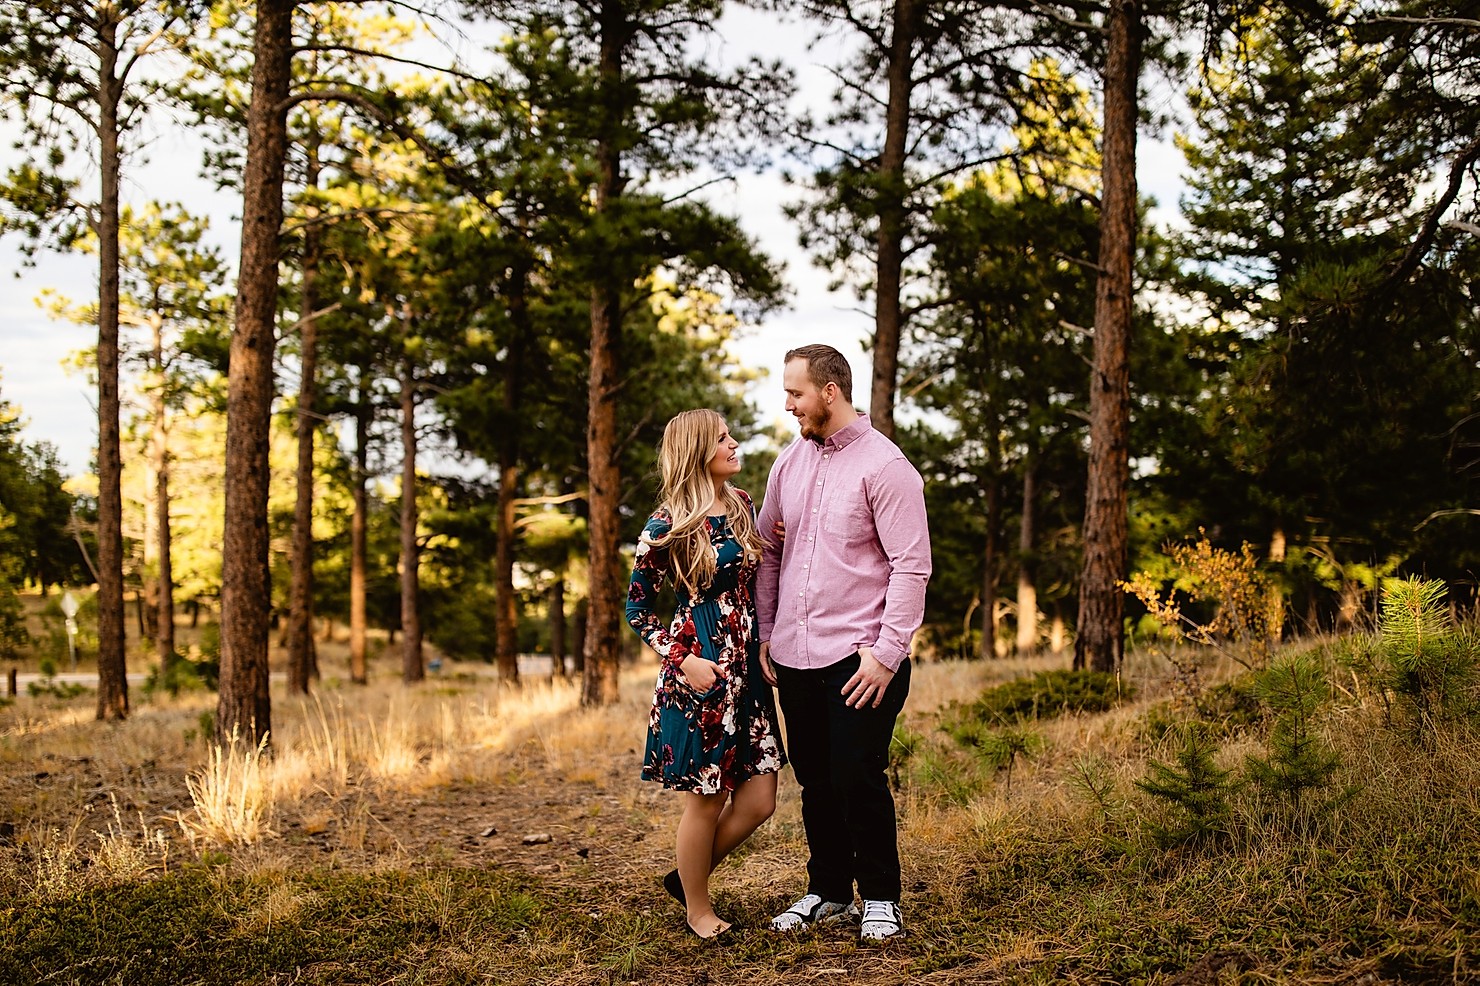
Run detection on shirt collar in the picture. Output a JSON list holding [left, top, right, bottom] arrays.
[[818, 412, 872, 452]]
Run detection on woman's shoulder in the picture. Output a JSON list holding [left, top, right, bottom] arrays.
[[731, 486, 754, 508], [645, 507, 674, 532]]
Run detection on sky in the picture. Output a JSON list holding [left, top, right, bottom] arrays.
[[1, 5, 1189, 478]]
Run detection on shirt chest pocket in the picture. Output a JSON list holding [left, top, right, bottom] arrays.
[[822, 486, 876, 542]]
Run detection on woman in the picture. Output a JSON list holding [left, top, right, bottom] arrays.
[[626, 409, 787, 939]]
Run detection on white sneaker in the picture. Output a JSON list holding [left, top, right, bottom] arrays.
[[859, 899, 904, 941], [770, 893, 859, 931]]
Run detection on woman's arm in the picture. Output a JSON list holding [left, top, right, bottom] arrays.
[[625, 514, 703, 675]]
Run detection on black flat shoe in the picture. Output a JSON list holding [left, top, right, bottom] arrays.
[[685, 918, 731, 940], [663, 868, 686, 906]]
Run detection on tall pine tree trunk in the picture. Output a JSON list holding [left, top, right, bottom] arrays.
[[399, 352, 423, 684], [149, 313, 175, 670], [219, 0, 294, 746], [869, 0, 919, 441], [1266, 526, 1286, 648], [582, 0, 628, 707], [347, 373, 368, 686], [1074, 0, 1140, 675], [287, 140, 323, 695], [979, 480, 999, 660], [1016, 454, 1038, 658], [94, 13, 127, 721], [549, 575, 566, 677], [495, 263, 529, 681], [350, 372, 369, 685]]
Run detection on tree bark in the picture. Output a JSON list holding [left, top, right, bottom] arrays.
[[1266, 526, 1286, 649], [399, 349, 423, 684], [149, 313, 176, 671], [350, 368, 369, 684], [494, 262, 530, 681], [218, 0, 295, 747], [1016, 455, 1038, 658], [94, 11, 128, 722], [1074, 0, 1140, 675], [869, 0, 920, 441], [979, 481, 1000, 659], [549, 575, 566, 676], [582, 0, 628, 707], [287, 138, 323, 695]]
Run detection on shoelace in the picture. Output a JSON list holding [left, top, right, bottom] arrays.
[[862, 901, 897, 923]]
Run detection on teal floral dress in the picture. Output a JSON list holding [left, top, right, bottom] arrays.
[[626, 490, 787, 794]]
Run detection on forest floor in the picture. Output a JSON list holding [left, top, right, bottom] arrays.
[[3, 597, 1480, 985]]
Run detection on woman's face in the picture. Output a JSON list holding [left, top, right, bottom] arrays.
[[706, 422, 741, 485]]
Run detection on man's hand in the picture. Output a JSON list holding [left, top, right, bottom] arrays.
[[759, 640, 778, 686], [679, 653, 724, 691], [841, 646, 894, 709]]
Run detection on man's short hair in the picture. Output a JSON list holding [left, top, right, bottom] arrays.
[[785, 344, 853, 403]]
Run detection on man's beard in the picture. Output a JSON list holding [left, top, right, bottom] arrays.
[[800, 405, 832, 443]]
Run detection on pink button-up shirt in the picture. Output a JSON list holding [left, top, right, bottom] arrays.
[[756, 414, 931, 672]]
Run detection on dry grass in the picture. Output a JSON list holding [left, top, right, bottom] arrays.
[[4, 639, 1480, 984], [179, 731, 276, 846]]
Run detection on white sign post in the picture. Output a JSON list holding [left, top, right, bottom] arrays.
[[60, 591, 79, 671]]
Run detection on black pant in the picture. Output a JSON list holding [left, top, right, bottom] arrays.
[[774, 652, 912, 903]]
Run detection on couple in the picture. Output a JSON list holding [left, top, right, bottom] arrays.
[[625, 343, 932, 941]]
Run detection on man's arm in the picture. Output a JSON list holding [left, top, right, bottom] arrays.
[[754, 458, 786, 644], [840, 456, 931, 708], [865, 456, 931, 671]]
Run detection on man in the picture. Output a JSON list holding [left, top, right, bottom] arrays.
[[756, 343, 931, 942]]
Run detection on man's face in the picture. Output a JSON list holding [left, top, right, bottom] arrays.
[[783, 358, 832, 442]]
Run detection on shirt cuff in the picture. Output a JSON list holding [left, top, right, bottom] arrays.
[[868, 642, 906, 673]]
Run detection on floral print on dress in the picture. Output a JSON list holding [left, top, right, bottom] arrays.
[[626, 489, 787, 794]]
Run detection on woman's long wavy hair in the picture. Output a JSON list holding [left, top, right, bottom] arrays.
[[642, 409, 766, 595]]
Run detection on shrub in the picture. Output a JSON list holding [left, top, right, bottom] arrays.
[[1136, 723, 1241, 847], [1123, 532, 1282, 673], [1244, 652, 1345, 822], [1347, 577, 1477, 739], [954, 669, 1128, 726]]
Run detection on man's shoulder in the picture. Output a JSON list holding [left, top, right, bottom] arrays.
[[854, 428, 915, 470], [770, 436, 810, 472]]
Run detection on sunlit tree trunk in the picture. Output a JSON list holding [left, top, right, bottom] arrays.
[[1074, 0, 1140, 675], [94, 11, 127, 722], [1016, 455, 1038, 658], [350, 370, 369, 685], [495, 262, 529, 681], [979, 481, 999, 660], [1266, 526, 1286, 648], [287, 137, 323, 695], [218, 0, 294, 748], [399, 347, 423, 684], [582, 0, 629, 707], [869, 0, 920, 441], [148, 312, 175, 671], [549, 575, 566, 677]]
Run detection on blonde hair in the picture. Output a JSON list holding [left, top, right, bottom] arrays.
[[643, 409, 765, 595]]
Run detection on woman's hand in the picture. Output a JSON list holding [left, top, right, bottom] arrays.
[[772, 519, 786, 541], [679, 653, 724, 691]]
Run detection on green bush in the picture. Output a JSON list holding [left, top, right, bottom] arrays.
[[958, 669, 1129, 725], [1346, 577, 1478, 738], [143, 657, 216, 697], [1245, 652, 1345, 820], [1136, 723, 1241, 847]]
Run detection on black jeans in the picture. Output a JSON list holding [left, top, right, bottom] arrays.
[[774, 652, 912, 903]]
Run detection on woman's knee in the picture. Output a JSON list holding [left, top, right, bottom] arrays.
[[683, 790, 729, 823]]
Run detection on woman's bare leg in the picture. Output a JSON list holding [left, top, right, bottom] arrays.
[[677, 791, 730, 937], [709, 772, 777, 865]]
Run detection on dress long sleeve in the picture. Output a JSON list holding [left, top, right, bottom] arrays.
[[626, 512, 702, 674]]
